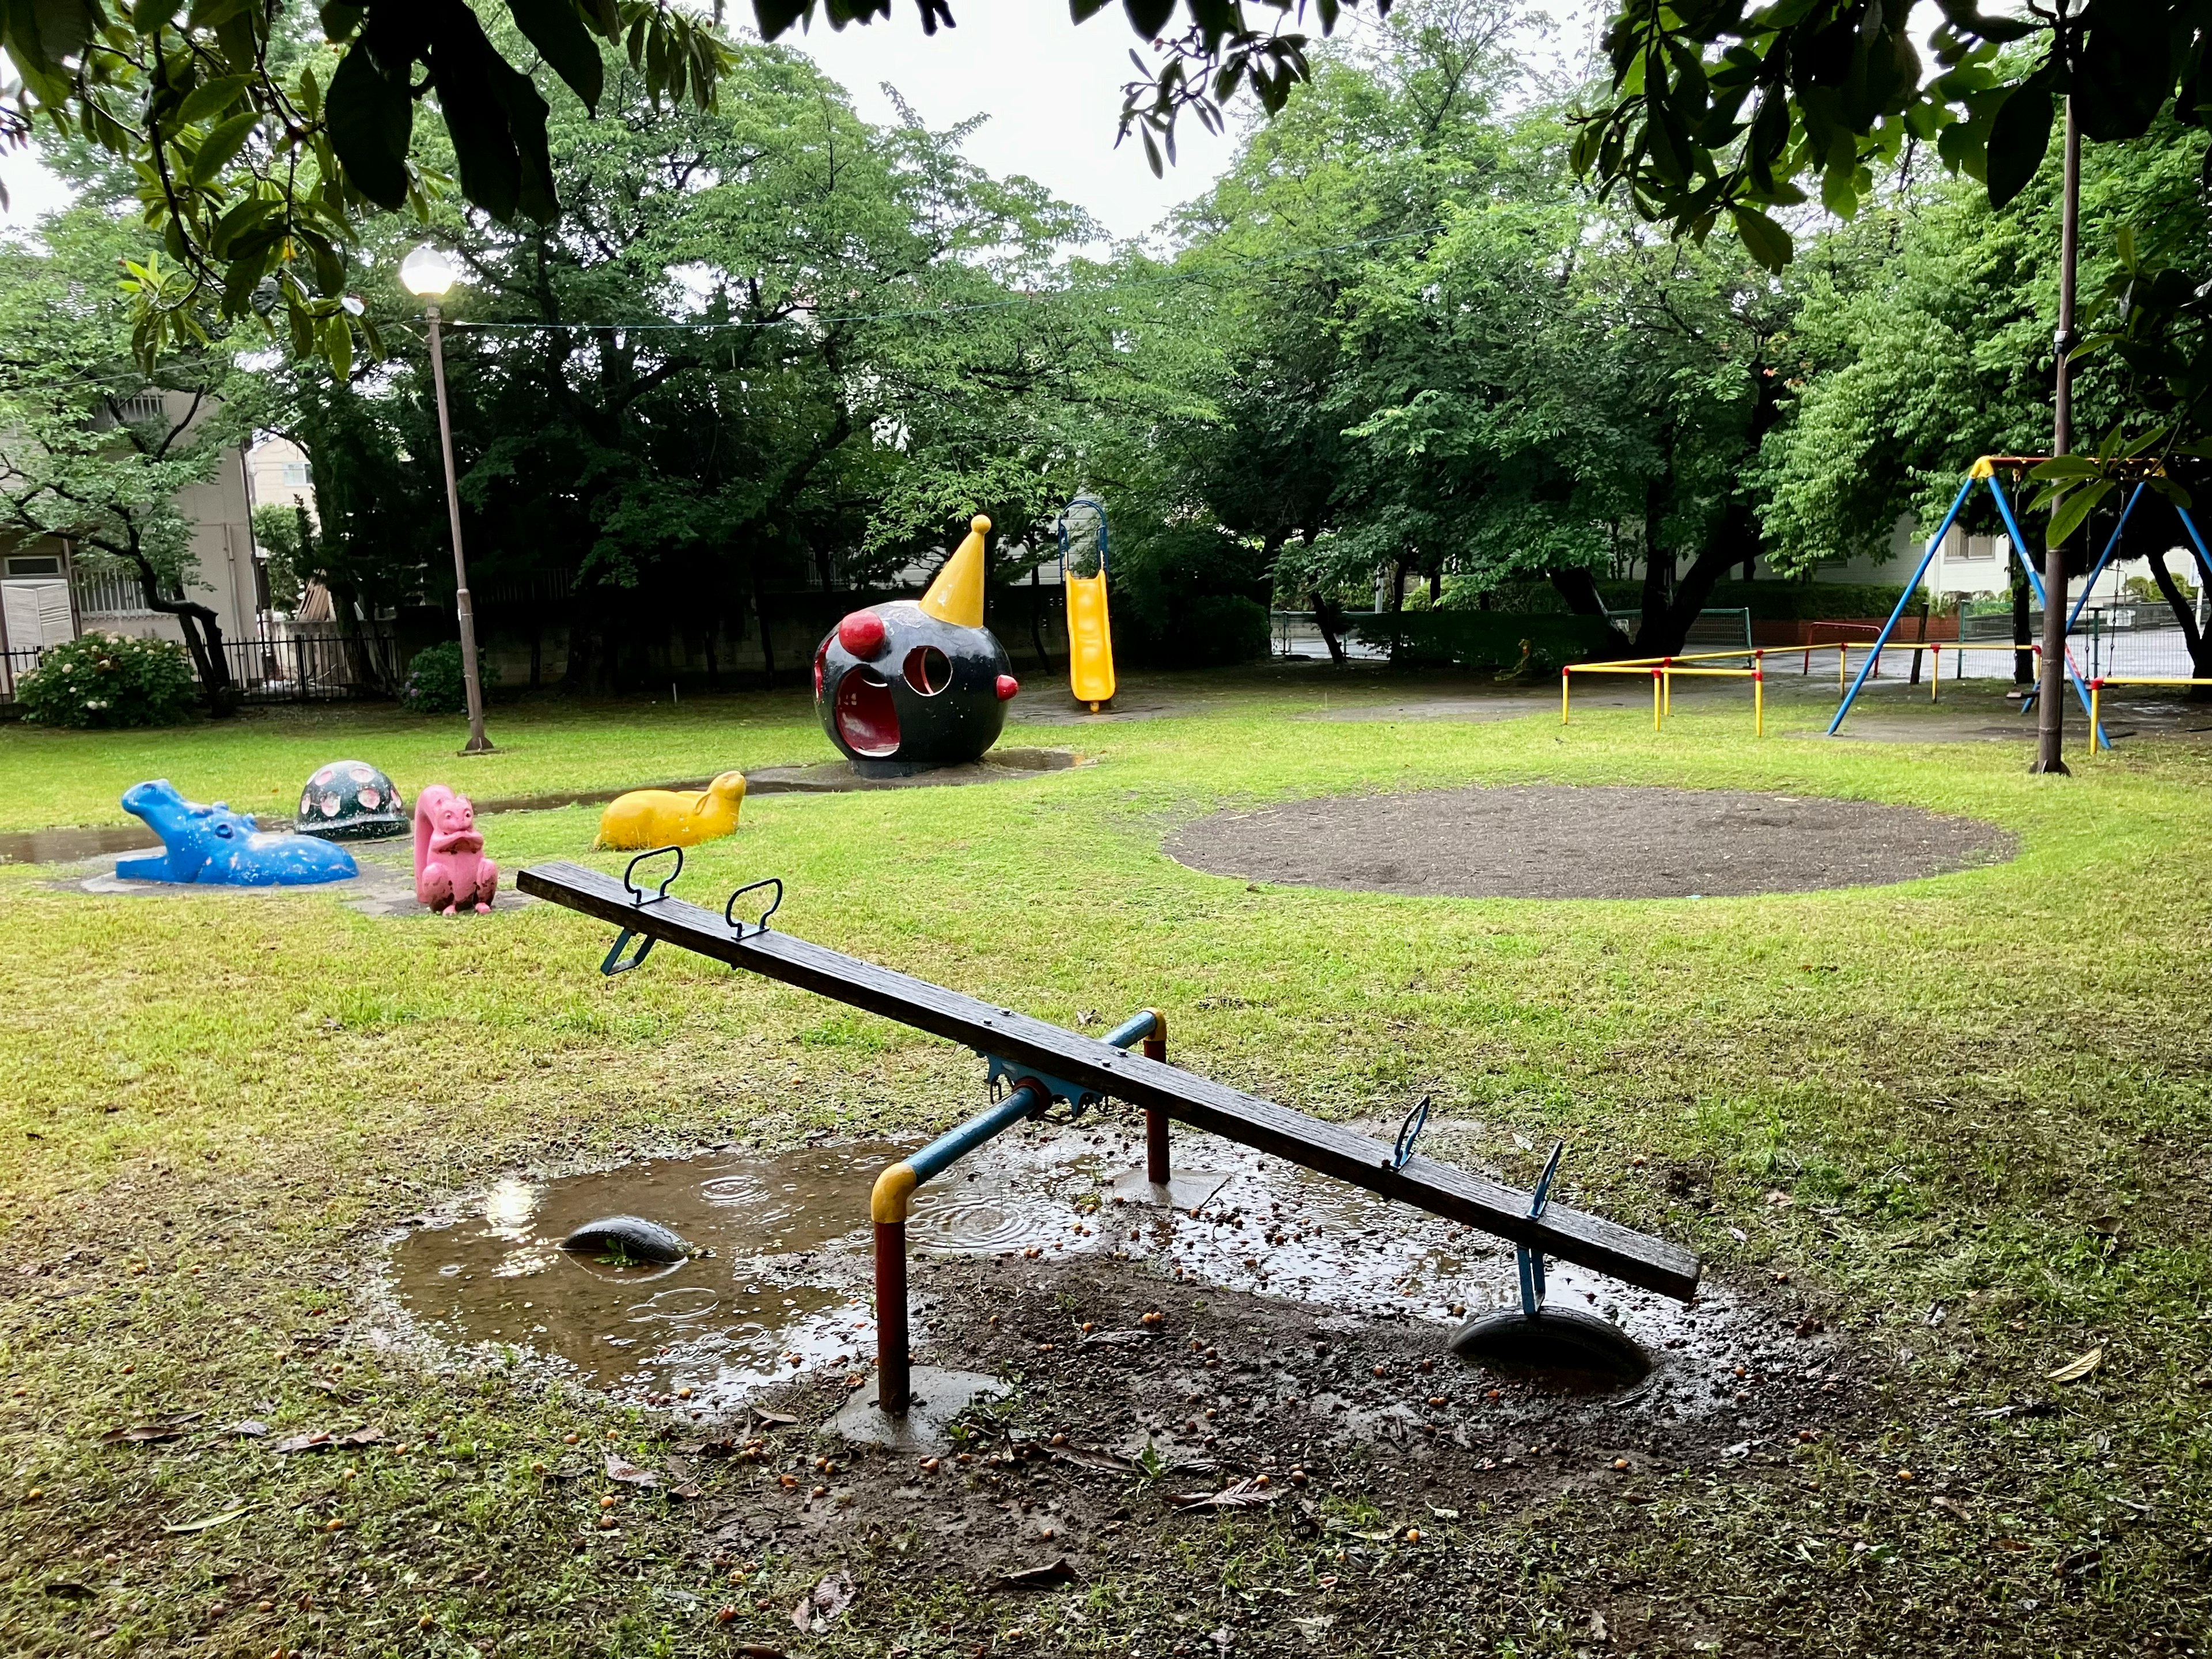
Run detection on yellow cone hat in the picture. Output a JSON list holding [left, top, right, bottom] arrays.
[[920, 514, 989, 628]]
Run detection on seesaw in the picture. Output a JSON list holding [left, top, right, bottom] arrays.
[[517, 852, 1700, 1415]]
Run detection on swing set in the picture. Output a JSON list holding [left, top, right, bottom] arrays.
[[1828, 456, 2212, 749]]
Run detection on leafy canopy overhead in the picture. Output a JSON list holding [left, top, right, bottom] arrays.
[[1574, 0, 2211, 271], [0, 0, 1392, 374]]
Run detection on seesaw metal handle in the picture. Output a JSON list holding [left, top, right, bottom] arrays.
[[623, 844, 683, 906], [725, 877, 783, 938]]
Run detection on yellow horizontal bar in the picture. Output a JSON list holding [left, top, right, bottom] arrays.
[[1661, 667, 1755, 678], [1563, 664, 1664, 676], [2092, 676, 2212, 687]]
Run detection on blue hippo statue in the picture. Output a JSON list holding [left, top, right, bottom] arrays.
[[118, 780, 358, 886]]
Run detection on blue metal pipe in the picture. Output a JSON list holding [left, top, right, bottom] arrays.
[[1986, 473, 2107, 745], [1828, 476, 1974, 735], [904, 1008, 1160, 1184], [2064, 482, 2144, 637]]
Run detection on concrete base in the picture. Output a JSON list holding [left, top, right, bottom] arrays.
[[830, 1367, 1010, 1453], [1107, 1168, 1233, 1211]]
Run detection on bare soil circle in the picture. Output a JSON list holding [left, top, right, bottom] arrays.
[[1165, 785, 2013, 900]]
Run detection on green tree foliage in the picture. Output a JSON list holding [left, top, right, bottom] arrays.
[[1575, 0, 2202, 265], [1076, 0, 1789, 658], [266, 40, 1090, 688], [0, 206, 259, 707]]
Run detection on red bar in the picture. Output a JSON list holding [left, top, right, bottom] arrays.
[[1143, 1028, 1169, 1184], [874, 1219, 910, 1416]]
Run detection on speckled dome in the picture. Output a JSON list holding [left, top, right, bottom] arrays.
[[296, 760, 407, 840]]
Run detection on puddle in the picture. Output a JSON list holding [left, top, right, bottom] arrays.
[[391, 1125, 1750, 1417], [0, 825, 161, 865]]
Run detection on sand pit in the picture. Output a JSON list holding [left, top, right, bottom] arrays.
[[1166, 785, 2013, 899]]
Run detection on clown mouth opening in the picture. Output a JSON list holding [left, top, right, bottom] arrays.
[[834, 668, 900, 757]]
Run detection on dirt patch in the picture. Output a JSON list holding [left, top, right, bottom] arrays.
[[1166, 786, 2014, 900], [387, 1128, 1854, 1618]]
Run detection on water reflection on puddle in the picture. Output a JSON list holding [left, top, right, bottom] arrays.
[[391, 1124, 1689, 1411]]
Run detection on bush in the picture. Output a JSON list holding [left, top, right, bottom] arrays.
[[15, 631, 197, 728], [402, 641, 498, 714], [1108, 523, 1274, 668]]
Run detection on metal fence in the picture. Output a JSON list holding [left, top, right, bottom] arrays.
[[1, 630, 403, 704]]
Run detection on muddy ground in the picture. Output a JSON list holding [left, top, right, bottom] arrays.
[[525, 1243, 1855, 1657], [1166, 785, 2017, 900]]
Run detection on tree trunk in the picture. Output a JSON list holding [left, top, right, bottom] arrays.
[[2146, 553, 2212, 699], [2010, 558, 2034, 685], [1546, 566, 1636, 656], [1312, 591, 1349, 665], [121, 543, 237, 715]]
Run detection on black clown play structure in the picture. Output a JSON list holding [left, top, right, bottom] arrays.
[[815, 514, 1021, 773]]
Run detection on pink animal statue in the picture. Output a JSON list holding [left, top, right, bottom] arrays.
[[413, 785, 499, 914]]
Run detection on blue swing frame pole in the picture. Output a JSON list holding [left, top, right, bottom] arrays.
[[2061, 482, 2144, 640], [1827, 478, 1974, 735], [1986, 472, 2108, 748]]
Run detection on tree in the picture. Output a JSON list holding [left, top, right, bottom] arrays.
[[267, 36, 1089, 690], [0, 0, 1401, 378], [0, 206, 258, 711], [1577, 0, 2212, 766]]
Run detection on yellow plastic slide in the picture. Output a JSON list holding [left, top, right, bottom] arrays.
[[1066, 570, 1116, 710]]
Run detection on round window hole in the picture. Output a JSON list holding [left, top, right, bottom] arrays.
[[903, 645, 952, 695]]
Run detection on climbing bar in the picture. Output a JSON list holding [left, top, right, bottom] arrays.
[[517, 859, 1702, 1303], [2088, 676, 2212, 755]]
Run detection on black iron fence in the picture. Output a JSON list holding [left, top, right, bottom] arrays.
[[0, 630, 405, 705]]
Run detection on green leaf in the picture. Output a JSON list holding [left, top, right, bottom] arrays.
[[2028, 454, 2101, 480], [1126, 0, 1176, 41], [2045, 480, 2114, 547], [1728, 202, 1793, 272], [176, 73, 251, 125], [505, 0, 602, 111], [1985, 82, 2052, 208], [325, 37, 413, 210], [323, 310, 353, 381], [187, 109, 258, 183]]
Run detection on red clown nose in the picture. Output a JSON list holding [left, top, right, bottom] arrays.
[[837, 609, 887, 657]]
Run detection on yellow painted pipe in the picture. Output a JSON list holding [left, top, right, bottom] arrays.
[[871, 1161, 919, 1225], [1753, 671, 1764, 737], [1561, 669, 1570, 725]]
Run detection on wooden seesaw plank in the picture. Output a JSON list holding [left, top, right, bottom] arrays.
[[517, 861, 1702, 1301]]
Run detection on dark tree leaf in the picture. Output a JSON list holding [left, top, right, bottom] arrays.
[[1728, 202, 1793, 271], [506, 0, 603, 111], [1985, 81, 2053, 208], [325, 37, 413, 209], [1124, 0, 1176, 42]]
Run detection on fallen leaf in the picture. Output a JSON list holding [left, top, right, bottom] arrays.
[[2047, 1346, 2104, 1384], [164, 1506, 253, 1533], [751, 1408, 799, 1428], [271, 1432, 335, 1455], [994, 1559, 1080, 1590], [669, 1482, 701, 1500], [100, 1422, 186, 1445], [335, 1425, 384, 1446], [1048, 1444, 1139, 1475], [1077, 1329, 1158, 1348], [1590, 1609, 1611, 1642], [1165, 1476, 1279, 1510], [229, 1421, 269, 1438], [605, 1455, 659, 1487], [790, 1570, 854, 1634]]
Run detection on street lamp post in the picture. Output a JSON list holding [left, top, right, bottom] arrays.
[[400, 243, 493, 755]]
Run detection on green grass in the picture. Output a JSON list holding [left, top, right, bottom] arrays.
[[3, 669, 2209, 1656]]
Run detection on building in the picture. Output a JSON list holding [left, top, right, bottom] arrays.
[[0, 392, 266, 671]]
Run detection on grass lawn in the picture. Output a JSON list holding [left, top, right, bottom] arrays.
[[2, 668, 2208, 1656]]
